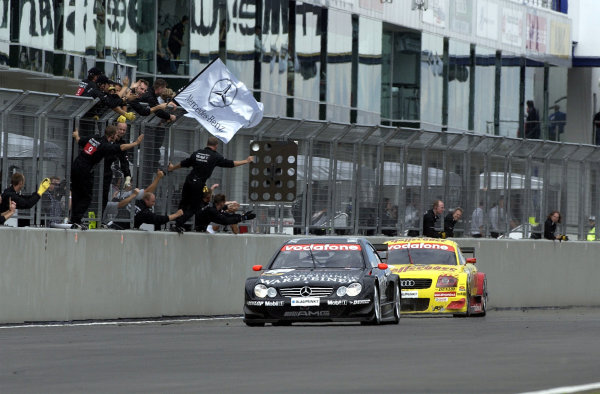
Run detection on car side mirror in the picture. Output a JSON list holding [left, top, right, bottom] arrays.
[[252, 265, 263, 271], [378, 263, 388, 270], [466, 258, 476, 264]]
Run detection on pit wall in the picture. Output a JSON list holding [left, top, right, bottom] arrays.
[[1, 228, 597, 324]]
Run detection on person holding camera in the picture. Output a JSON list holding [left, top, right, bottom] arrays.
[[195, 193, 255, 233], [544, 210, 568, 241]]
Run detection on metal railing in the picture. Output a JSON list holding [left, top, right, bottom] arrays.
[[1, 88, 599, 240]]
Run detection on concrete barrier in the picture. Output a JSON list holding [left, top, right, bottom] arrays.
[[1, 228, 599, 323]]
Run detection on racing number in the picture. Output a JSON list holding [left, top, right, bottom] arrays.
[[83, 139, 99, 156]]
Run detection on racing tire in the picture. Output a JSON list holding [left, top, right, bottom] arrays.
[[244, 321, 265, 327], [474, 278, 488, 317], [361, 285, 382, 325], [391, 283, 401, 324]]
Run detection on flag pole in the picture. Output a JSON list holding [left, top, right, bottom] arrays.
[[173, 56, 221, 107]]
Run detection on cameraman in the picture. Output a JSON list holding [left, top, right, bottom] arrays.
[[42, 176, 68, 226], [544, 210, 568, 241]]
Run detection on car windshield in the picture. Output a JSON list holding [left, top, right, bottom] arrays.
[[271, 244, 365, 269], [387, 247, 457, 266]]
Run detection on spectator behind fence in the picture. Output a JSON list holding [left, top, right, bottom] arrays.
[[423, 199, 445, 238], [544, 210, 568, 241], [0, 195, 16, 225], [195, 193, 255, 233], [548, 105, 566, 141], [41, 176, 69, 226], [471, 200, 484, 238], [587, 216, 596, 241], [0, 173, 50, 227], [81, 74, 136, 121], [102, 116, 132, 212], [489, 197, 506, 239], [524, 100, 540, 139], [70, 126, 144, 229], [126, 79, 172, 120], [167, 136, 254, 233], [444, 207, 463, 238], [104, 169, 166, 229]]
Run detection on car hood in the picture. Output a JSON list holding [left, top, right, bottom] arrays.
[[389, 264, 464, 277], [258, 268, 364, 286]]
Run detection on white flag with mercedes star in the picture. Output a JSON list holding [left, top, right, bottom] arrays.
[[175, 58, 264, 143]]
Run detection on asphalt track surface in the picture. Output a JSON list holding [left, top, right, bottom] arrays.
[[1, 308, 600, 394]]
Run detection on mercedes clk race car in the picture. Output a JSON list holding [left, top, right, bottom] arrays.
[[243, 237, 401, 326], [385, 238, 487, 316]]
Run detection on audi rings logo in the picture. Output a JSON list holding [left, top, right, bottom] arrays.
[[209, 79, 238, 107], [300, 286, 312, 297], [400, 280, 416, 287]]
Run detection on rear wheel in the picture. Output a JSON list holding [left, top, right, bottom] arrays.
[[477, 278, 488, 317], [392, 284, 401, 324]]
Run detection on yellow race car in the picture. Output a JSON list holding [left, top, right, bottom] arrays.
[[384, 238, 487, 316]]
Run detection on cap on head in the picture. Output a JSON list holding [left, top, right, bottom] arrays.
[[88, 67, 102, 77], [589, 216, 596, 221]]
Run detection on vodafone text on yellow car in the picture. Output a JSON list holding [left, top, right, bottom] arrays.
[[384, 238, 487, 316]]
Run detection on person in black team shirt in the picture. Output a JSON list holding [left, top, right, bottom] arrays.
[[167, 136, 254, 232], [75, 67, 103, 97], [0, 173, 51, 227], [443, 207, 463, 238], [195, 193, 255, 233], [422, 199, 446, 238], [102, 117, 132, 212], [70, 125, 143, 229]]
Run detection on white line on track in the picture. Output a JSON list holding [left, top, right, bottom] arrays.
[[520, 382, 600, 394], [0, 316, 242, 329]]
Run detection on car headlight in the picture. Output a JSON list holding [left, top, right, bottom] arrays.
[[267, 287, 277, 298], [254, 284, 268, 298], [336, 286, 347, 297], [346, 283, 362, 296]]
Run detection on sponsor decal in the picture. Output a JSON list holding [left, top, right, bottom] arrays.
[[392, 265, 458, 273], [327, 300, 348, 306], [435, 297, 448, 302], [388, 242, 455, 252], [401, 290, 419, 298], [284, 311, 330, 317], [246, 301, 264, 306], [291, 297, 320, 307], [459, 286, 466, 291], [458, 292, 466, 296], [432, 306, 445, 312], [350, 299, 371, 305], [263, 269, 295, 276], [435, 292, 456, 297], [437, 287, 456, 291], [281, 244, 362, 252], [472, 304, 482, 312], [265, 301, 284, 307], [260, 273, 361, 285]]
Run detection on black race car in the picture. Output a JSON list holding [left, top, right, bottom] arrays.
[[243, 237, 401, 326]]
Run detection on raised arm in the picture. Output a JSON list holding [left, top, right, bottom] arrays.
[[117, 188, 140, 209], [120, 133, 144, 151], [145, 169, 165, 194], [233, 156, 255, 167]]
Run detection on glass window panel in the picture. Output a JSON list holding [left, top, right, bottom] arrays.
[[189, 0, 219, 75], [547, 67, 567, 142], [474, 46, 496, 134], [293, 3, 322, 120], [499, 55, 520, 138], [447, 39, 470, 131], [326, 9, 351, 123], [357, 16, 382, 125], [420, 33, 443, 129]]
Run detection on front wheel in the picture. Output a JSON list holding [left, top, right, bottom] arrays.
[[392, 284, 401, 324], [244, 320, 265, 327], [360, 285, 382, 325]]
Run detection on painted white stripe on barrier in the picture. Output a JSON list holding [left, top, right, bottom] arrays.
[[0, 316, 242, 329], [520, 382, 600, 394]]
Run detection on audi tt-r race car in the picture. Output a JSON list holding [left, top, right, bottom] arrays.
[[243, 237, 401, 326], [385, 238, 487, 317]]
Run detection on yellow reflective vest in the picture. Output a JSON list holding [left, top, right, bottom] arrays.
[[588, 227, 596, 241]]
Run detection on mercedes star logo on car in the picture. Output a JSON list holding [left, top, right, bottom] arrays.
[[300, 286, 312, 297], [209, 78, 238, 107]]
